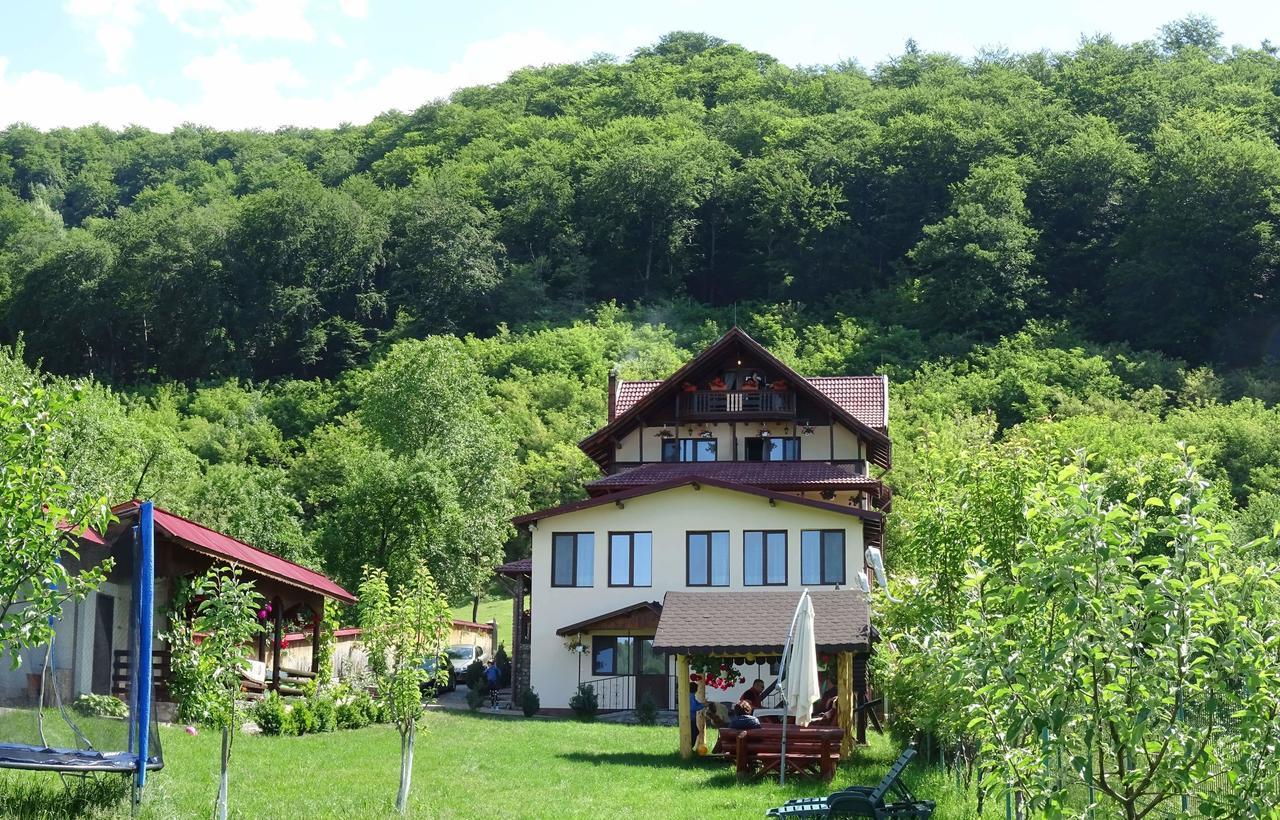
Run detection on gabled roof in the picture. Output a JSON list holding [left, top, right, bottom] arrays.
[[513, 476, 883, 525], [495, 557, 532, 576], [556, 601, 662, 636], [585, 461, 881, 494], [581, 327, 891, 470], [613, 375, 889, 430], [111, 501, 356, 604]]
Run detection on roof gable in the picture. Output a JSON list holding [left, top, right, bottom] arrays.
[[581, 327, 891, 469]]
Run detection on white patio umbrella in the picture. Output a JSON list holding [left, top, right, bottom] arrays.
[[778, 589, 821, 784]]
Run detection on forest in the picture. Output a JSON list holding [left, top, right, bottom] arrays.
[[2, 17, 1279, 605]]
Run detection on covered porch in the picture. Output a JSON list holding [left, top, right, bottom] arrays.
[[652, 590, 873, 759]]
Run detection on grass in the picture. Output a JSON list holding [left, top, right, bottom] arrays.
[[0, 709, 990, 819], [451, 595, 513, 649]]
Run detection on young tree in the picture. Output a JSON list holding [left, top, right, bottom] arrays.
[[358, 562, 452, 815], [956, 451, 1280, 818], [0, 379, 111, 665], [189, 567, 264, 820]]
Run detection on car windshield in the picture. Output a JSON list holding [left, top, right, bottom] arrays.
[[422, 657, 438, 671], [447, 646, 474, 660]]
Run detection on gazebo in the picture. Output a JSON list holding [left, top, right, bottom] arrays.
[[652, 590, 873, 759]]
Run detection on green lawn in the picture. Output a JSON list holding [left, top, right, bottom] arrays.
[[451, 596, 514, 649], [0, 710, 989, 819]]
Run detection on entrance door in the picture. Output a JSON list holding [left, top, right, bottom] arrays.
[[92, 594, 114, 695], [634, 638, 668, 709]]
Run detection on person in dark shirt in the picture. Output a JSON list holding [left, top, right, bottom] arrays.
[[740, 677, 777, 710], [727, 700, 762, 730]]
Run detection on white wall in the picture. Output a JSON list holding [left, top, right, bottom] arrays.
[[615, 421, 864, 464], [527, 483, 865, 708]]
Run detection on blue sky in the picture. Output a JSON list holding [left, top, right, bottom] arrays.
[[1, 0, 1278, 131]]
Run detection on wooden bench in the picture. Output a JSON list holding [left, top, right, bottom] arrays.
[[720, 725, 845, 783]]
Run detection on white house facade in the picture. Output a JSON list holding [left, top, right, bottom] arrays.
[[499, 327, 890, 713]]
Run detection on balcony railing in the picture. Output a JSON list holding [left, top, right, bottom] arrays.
[[678, 390, 795, 417]]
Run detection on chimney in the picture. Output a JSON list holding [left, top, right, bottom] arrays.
[[607, 368, 619, 422]]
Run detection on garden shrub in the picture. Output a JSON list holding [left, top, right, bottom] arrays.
[[288, 699, 317, 735], [335, 699, 369, 730], [520, 687, 540, 717], [463, 659, 484, 689], [634, 692, 657, 726], [311, 694, 337, 732], [495, 643, 511, 688], [71, 694, 128, 719], [253, 692, 287, 736], [568, 684, 598, 721], [465, 685, 486, 711]]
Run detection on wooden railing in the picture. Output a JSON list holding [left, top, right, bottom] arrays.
[[112, 648, 171, 700], [678, 390, 795, 417]]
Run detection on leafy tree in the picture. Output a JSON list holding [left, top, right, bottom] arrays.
[[188, 567, 263, 820], [358, 563, 451, 815]]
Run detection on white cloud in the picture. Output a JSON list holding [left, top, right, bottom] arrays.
[[221, 0, 316, 42], [65, 0, 144, 73], [0, 28, 651, 131], [337, 0, 367, 20]]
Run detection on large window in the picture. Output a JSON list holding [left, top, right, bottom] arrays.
[[661, 438, 717, 462], [592, 636, 665, 676], [801, 530, 846, 585], [609, 532, 653, 587], [686, 531, 730, 587], [551, 533, 594, 587], [744, 437, 800, 462], [744, 530, 787, 586]]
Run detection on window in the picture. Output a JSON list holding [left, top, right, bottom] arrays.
[[801, 530, 846, 585], [551, 533, 594, 587], [661, 438, 717, 462], [744, 530, 787, 586], [686, 531, 730, 586], [592, 635, 634, 675], [743, 437, 800, 462], [592, 637, 664, 676], [609, 532, 652, 587]]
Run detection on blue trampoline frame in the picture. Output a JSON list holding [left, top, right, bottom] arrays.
[[0, 501, 162, 796]]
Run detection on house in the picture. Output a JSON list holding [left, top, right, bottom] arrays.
[[0, 501, 355, 712], [500, 327, 889, 721]]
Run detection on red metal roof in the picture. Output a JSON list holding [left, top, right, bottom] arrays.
[[612, 375, 887, 430], [113, 501, 356, 604], [586, 461, 881, 492]]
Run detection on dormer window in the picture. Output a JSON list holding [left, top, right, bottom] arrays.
[[662, 438, 717, 462]]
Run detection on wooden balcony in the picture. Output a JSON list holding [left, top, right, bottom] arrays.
[[678, 390, 796, 418]]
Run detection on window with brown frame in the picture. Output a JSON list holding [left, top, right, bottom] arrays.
[[609, 532, 653, 587], [743, 530, 787, 586], [686, 531, 730, 586], [551, 532, 594, 587]]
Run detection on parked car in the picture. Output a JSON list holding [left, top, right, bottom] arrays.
[[421, 655, 456, 694], [447, 644, 485, 678]]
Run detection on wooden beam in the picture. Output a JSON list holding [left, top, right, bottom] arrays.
[[677, 654, 692, 759], [696, 674, 708, 753], [271, 596, 283, 692], [837, 652, 854, 757], [310, 610, 321, 674]]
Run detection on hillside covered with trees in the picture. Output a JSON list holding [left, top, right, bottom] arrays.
[[1, 19, 1279, 609]]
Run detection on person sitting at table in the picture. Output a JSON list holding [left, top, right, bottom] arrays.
[[740, 677, 778, 710], [727, 700, 762, 730]]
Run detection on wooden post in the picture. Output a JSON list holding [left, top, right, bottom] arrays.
[[676, 654, 692, 759], [271, 596, 283, 692], [310, 608, 322, 675], [837, 651, 854, 756], [696, 672, 708, 752]]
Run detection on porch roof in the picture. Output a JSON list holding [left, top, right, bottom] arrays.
[[111, 500, 356, 604], [556, 601, 662, 636], [652, 590, 871, 655]]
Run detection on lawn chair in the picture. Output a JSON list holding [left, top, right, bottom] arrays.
[[765, 747, 934, 818]]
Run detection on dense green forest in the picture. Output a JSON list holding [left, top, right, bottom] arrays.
[[2, 19, 1280, 608]]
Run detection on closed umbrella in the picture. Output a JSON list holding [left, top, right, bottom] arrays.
[[778, 590, 821, 784]]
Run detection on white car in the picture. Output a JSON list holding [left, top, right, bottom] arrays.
[[447, 644, 485, 677]]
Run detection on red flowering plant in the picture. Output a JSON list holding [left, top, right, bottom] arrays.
[[687, 656, 745, 692]]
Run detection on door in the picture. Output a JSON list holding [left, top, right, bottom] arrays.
[[92, 594, 114, 695], [634, 638, 668, 709]]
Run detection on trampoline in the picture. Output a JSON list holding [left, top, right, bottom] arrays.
[[0, 501, 163, 803]]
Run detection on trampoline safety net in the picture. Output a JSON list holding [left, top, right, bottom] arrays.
[[0, 505, 162, 776]]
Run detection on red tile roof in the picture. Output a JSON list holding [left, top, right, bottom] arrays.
[[612, 375, 888, 430], [496, 557, 532, 575], [653, 590, 872, 655], [112, 501, 356, 604], [586, 461, 880, 492]]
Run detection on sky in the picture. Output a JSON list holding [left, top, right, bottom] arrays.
[[1, 0, 1278, 132]]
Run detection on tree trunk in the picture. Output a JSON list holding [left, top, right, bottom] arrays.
[[471, 594, 480, 623], [216, 725, 230, 820], [395, 722, 416, 814]]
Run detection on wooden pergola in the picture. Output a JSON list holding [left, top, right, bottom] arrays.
[[652, 590, 873, 759]]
